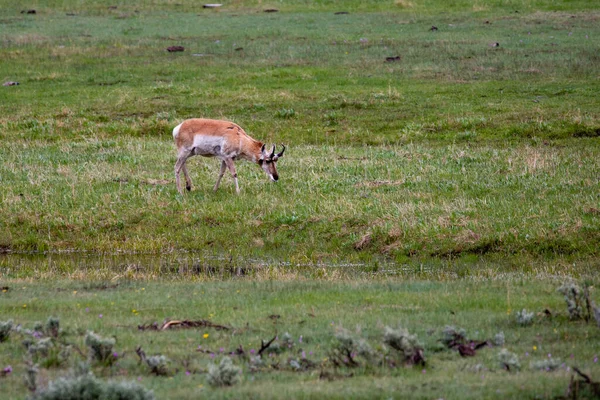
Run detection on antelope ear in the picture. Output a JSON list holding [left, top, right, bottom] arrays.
[[260, 144, 266, 154]]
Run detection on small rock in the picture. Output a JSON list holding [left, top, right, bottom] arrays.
[[264, 8, 279, 13], [3, 81, 19, 86], [21, 9, 36, 14], [335, 11, 349, 15], [489, 42, 500, 47], [430, 25, 438, 32], [385, 56, 401, 62], [167, 46, 185, 52], [202, 4, 222, 8]]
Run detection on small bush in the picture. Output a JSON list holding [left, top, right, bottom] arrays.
[[0, 320, 13, 343], [330, 329, 360, 367], [85, 332, 116, 365], [383, 326, 425, 366], [329, 329, 376, 367], [28, 338, 53, 359], [530, 358, 561, 371], [515, 309, 534, 326], [25, 364, 38, 393], [289, 359, 302, 371], [31, 373, 155, 400], [266, 341, 283, 354], [281, 332, 295, 350], [33, 322, 44, 333], [558, 282, 584, 320], [26, 337, 70, 368], [249, 355, 264, 372], [207, 357, 241, 387], [334, 330, 355, 353], [356, 339, 375, 360], [498, 349, 520, 372], [45, 317, 60, 339], [494, 332, 505, 347], [441, 325, 467, 347], [145, 355, 169, 376]]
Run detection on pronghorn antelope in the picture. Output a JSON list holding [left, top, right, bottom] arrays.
[[173, 118, 285, 194]]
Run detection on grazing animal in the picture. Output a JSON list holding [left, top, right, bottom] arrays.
[[173, 118, 285, 194]]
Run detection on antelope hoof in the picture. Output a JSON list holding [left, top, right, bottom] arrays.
[[186, 185, 191, 191]]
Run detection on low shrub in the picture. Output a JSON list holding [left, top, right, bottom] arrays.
[[30, 372, 155, 400], [85, 332, 116, 365], [145, 355, 169, 376], [530, 358, 562, 372], [558, 282, 585, 320], [207, 357, 241, 387], [383, 326, 425, 366], [498, 349, 520, 372], [515, 309, 534, 326]]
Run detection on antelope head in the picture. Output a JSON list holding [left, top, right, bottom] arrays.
[[259, 144, 285, 182]]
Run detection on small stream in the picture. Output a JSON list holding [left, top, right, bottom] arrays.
[[1, 251, 590, 281], [0, 251, 421, 280]]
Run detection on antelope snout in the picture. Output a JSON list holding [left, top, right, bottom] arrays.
[[271, 174, 279, 182]]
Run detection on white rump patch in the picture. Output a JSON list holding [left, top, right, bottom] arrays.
[[172, 123, 183, 139]]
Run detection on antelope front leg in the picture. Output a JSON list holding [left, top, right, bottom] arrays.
[[213, 160, 227, 192], [174, 152, 190, 195], [224, 158, 240, 194]]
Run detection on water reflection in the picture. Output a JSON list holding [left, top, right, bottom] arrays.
[[1, 252, 590, 281], [0, 251, 404, 279]]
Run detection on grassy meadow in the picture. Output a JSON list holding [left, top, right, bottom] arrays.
[[2, 279, 600, 399], [1, 0, 600, 398]]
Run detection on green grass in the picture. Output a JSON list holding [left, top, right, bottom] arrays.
[[1, 140, 599, 264], [1, 2, 600, 397], [1, 6, 599, 146], [1, 279, 600, 399]]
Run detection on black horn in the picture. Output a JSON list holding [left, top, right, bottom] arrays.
[[276, 144, 286, 158], [269, 145, 276, 158]]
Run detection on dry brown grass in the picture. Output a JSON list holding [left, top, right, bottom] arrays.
[[394, 0, 414, 8]]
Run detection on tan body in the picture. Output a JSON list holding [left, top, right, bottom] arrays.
[[173, 118, 285, 194]]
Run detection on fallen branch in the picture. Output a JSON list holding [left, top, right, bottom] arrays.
[[573, 367, 592, 384], [136, 346, 147, 363], [566, 367, 600, 399], [258, 335, 277, 356], [138, 319, 231, 331]]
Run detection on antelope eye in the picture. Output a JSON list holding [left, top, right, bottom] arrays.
[[266, 160, 272, 164]]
